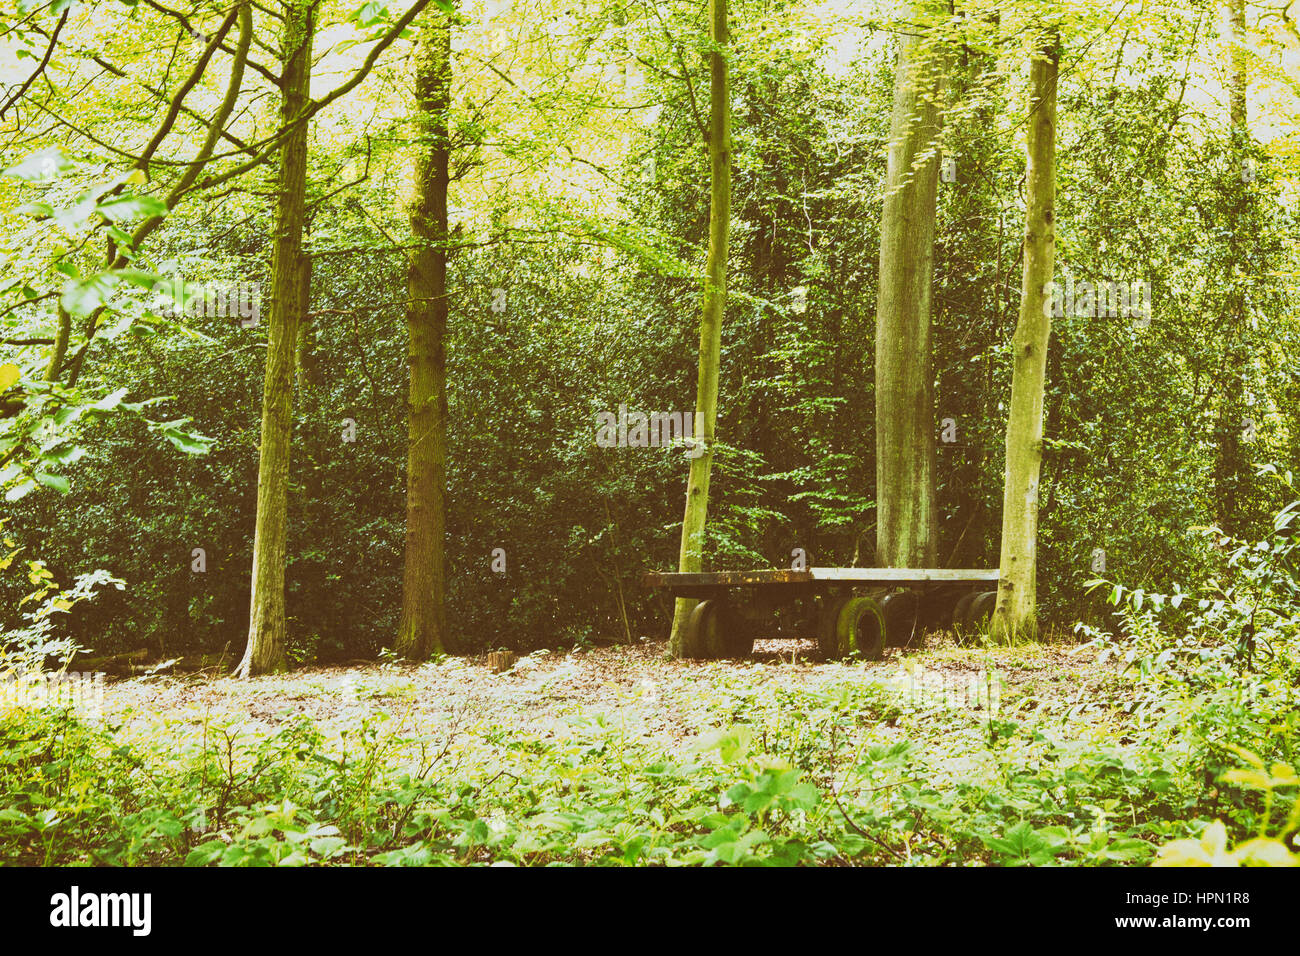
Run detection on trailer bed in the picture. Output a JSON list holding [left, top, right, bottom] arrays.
[[643, 566, 998, 596], [643, 566, 1001, 660]]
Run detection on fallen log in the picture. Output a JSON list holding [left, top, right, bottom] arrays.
[[68, 647, 150, 672]]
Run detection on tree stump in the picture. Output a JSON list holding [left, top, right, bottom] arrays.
[[486, 651, 516, 673]]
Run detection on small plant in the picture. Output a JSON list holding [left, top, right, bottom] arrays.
[[1154, 749, 1299, 867], [1, 547, 123, 679], [286, 632, 319, 668]]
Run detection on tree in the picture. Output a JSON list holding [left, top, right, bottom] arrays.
[[235, 0, 441, 675], [1212, 0, 1251, 536], [874, 6, 944, 569], [668, 0, 731, 656], [991, 33, 1058, 641], [396, 9, 453, 659], [238, 0, 317, 677]]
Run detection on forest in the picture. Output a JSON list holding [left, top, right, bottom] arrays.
[[0, 0, 1298, 880]]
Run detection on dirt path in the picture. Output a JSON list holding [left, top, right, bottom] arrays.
[[99, 637, 1120, 748]]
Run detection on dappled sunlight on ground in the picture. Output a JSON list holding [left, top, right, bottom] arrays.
[[99, 638, 1120, 750]]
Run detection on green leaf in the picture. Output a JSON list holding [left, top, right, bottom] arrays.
[[4, 480, 36, 501], [97, 194, 168, 222], [788, 782, 819, 810], [3, 146, 77, 180], [34, 472, 70, 494], [156, 419, 214, 455], [184, 840, 226, 866], [61, 274, 120, 317], [310, 836, 347, 858], [117, 269, 160, 289], [90, 387, 129, 412]]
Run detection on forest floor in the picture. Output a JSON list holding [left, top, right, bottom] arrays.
[[99, 636, 1123, 748], [16, 635, 1217, 866]]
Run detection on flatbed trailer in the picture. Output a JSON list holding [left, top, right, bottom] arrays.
[[643, 567, 1000, 660]]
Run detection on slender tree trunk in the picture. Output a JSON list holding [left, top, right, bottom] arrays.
[[875, 11, 943, 568], [991, 38, 1058, 642], [237, 1, 314, 676], [668, 0, 730, 656], [396, 12, 452, 659], [1213, 0, 1249, 536]]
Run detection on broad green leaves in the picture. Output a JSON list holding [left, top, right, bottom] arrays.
[[96, 194, 168, 223], [152, 418, 214, 456], [33, 472, 70, 494], [2, 147, 78, 181]]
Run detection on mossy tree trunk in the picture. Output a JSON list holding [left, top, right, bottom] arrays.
[[238, 1, 315, 677], [875, 10, 943, 569], [668, 0, 731, 656], [991, 37, 1058, 642], [396, 11, 452, 659], [1213, 0, 1249, 537]]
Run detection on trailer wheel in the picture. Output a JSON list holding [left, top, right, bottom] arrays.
[[817, 594, 851, 659], [969, 591, 998, 627], [952, 591, 978, 626], [684, 599, 749, 659], [920, 585, 966, 631], [682, 600, 715, 659], [881, 590, 922, 649], [837, 596, 887, 661]]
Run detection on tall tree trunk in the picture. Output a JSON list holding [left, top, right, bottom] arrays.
[[396, 11, 452, 659], [668, 0, 731, 656], [991, 37, 1058, 641], [1213, 0, 1249, 536], [237, 1, 314, 677], [875, 12, 943, 569]]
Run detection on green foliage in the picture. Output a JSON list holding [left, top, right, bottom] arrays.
[[1155, 750, 1299, 866], [1077, 495, 1300, 863], [3, 588, 1295, 867], [0, 0, 1299, 868]]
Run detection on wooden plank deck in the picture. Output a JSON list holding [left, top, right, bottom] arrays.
[[642, 567, 999, 589]]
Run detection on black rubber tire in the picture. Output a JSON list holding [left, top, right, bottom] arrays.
[[920, 585, 965, 631], [682, 600, 717, 659], [684, 599, 750, 659], [837, 596, 887, 661], [881, 590, 922, 649], [817, 594, 852, 659], [720, 606, 755, 658], [969, 590, 998, 627], [952, 591, 978, 627]]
